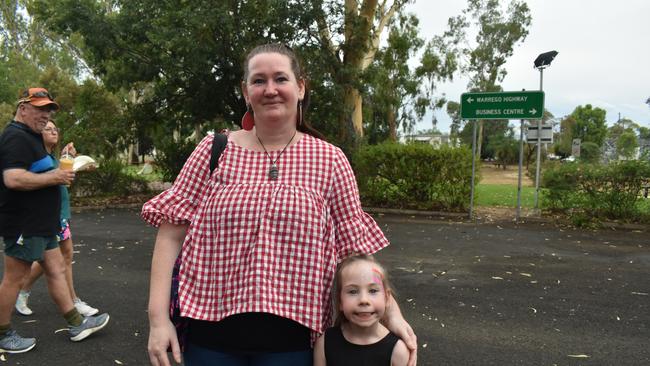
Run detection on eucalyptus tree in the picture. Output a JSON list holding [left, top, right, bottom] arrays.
[[363, 13, 453, 142], [438, 0, 531, 157], [570, 104, 608, 148], [31, 0, 310, 144], [306, 0, 415, 149]]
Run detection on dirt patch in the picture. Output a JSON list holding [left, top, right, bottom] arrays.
[[480, 164, 533, 186]]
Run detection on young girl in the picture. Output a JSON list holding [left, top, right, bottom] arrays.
[[314, 254, 410, 366]]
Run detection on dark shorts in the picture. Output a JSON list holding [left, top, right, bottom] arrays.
[[3, 235, 59, 262]]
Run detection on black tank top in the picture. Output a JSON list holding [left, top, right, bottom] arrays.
[[324, 326, 399, 366]]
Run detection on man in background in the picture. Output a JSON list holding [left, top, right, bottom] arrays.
[[0, 88, 109, 353]]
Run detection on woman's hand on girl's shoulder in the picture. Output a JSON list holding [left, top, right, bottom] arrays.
[[313, 334, 326, 366], [391, 339, 410, 366]]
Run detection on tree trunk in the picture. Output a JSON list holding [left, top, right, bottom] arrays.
[[351, 88, 363, 137], [476, 120, 484, 159], [388, 106, 397, 142], [194, 123, 202, 143], [338, 86, 360, 150], [320, 0, 403, 146]]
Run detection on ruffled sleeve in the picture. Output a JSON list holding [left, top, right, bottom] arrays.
[[141, 134, 215, 227], [329, 147, 389, 261]]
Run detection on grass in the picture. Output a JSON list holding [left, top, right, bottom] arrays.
[[475, 183, 650, 221], [476, 183, 536, 208], [123, 164, 164, 182]]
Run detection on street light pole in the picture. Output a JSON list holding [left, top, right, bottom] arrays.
[[534, 67, 543, 210], [532, 50, 558, 212]]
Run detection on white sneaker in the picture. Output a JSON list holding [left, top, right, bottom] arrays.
[[15, 291, 33, 316], [74, 298, 99, 317]]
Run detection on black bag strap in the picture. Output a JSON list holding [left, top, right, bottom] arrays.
[[209, 133, 228, 173]]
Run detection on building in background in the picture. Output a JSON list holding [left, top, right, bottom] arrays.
[[401, 133, 453, 147]]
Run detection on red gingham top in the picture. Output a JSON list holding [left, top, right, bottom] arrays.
[[141, 133, 389, 341]]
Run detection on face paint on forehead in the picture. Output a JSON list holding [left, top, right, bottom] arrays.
[[371, 267, 384, 286]]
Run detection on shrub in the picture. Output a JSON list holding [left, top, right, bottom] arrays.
[[70, 159, 149, 197], [542, 160, 650, 222], [580, 141, 601, 163], [154, 139, 197, 182], [354, 143, 475, 211]]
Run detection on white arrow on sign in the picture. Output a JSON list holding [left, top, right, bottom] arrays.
[[529, 108, 537, 115], [467, 97, 474, 104]]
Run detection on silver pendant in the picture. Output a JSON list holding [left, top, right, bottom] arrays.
[[269, 164, 279, 180]]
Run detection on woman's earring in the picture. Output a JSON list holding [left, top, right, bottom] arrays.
[[242, 104, 254, 131], [297, 100, 303, 126]]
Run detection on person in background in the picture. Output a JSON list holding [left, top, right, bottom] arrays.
[[15, 120, 99, 317], [0, 88, 109, 354], [142, 44, 417, 366], [313, 254, 409, 366]]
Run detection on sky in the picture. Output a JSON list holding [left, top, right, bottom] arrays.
[[405, 0, 650, 134]]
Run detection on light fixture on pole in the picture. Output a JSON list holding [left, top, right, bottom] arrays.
[[532, 50, 558, 211]]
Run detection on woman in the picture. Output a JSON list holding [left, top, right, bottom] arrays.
[[15, 120, 99, 317], [142, 44, 417, 366]]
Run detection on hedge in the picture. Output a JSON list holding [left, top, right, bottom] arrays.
[[353, 143, 475, 211], [542, 160, 650, 222]]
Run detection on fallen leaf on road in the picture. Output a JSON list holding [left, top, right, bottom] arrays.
[[422, 343, 428, 348], [492, 276, 503, 280], [406, 298, 414, 302], [568, 354, 589, 358], [115, 361, 123, 365], [1, 354, 6, 361], [54, 328, 69, 334], [631, 292, 648, 296], [529, 307, 537, 314], [520, 273, 532, 277]]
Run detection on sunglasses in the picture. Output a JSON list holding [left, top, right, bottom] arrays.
[[21, 90, 54, 100], [43, 127, 61, 134]]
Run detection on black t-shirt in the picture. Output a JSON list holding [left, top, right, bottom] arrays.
[[0, 121, 60, 237], [324, 326, 399, 366]]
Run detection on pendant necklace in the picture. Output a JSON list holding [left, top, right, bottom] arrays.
[[256, 130, 297, 180]]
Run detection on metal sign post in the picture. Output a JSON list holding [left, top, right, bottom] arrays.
[[516, 119, 525, 221], [469, 120, 477, 220]]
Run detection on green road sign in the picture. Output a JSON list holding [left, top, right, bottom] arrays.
[[460, 91, 545, 120]]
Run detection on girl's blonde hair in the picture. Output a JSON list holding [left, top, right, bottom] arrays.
[[332, 254, 395, 326]]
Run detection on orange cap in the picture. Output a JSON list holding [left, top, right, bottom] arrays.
[[17, 87, 59, 110]]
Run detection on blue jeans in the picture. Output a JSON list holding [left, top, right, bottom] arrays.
[[183, 342, 313, 366]]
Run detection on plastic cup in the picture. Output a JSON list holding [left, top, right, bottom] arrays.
[[59, 154, 74, 186], [59, 156, 74, 171]]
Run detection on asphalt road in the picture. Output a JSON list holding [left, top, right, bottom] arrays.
[[1, 208, 648, 365]]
